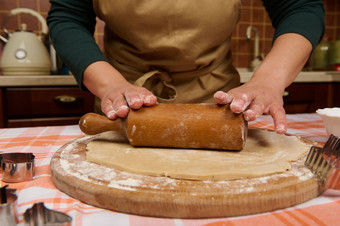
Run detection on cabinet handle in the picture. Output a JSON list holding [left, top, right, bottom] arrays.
[[283, 91, 290, 97], [54, 95, 78, 103]]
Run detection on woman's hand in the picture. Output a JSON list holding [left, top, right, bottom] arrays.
[[214, 33, 313, 134], [100, 81, 158, 120], [214, 81, 287, 134], [83, 61, 157, 120]]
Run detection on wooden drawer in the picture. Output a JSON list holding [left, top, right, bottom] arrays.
[[5, 87, 95, 117], [7, 116, 86, 128], [283, 83, 331, 113]]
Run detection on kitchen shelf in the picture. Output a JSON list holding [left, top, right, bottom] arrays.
[[237, 69, 340, 83], [0, 75, 77, 87]]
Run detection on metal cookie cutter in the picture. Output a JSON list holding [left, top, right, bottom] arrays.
[[305, 134, 340, 190], [0, 185, 19, 226], [0, 152, 35, 183], [24, 202, 72, 226]]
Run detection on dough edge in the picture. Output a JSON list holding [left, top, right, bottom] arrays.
[[86, 128, 312, 181]]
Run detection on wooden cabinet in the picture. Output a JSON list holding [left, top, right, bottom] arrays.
[[0, 87, 95, 128], [283, 83, 335, 113], [333, 83, 340, 107], [238, 81, 338, 114], [0, 80, 338, 128]]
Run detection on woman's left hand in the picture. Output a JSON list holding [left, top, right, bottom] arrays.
[[214, 79, 287, 134], [214, 33, 314, 134]]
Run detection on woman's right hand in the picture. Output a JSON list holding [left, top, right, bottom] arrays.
[[100, 81, 158, 120], [83, 61, 158, 120]]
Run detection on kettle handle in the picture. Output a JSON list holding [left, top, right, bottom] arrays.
[[2, 8, 48, 37]]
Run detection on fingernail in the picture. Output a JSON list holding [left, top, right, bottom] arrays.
[[276, 124, 286, 134], [107, 110, 117, 118], [242, 94, 251, 110], [244, 114, 250, 121], [127, 97, 138, 105], [244, 110, 256, 121], [253, 112, 260, 120], [143, 95, 152, 105], [127, 96, 144, 108], [115, 105, 128, 114], [214, 91, 233, 104], [117, 105, 129, 110], [230, 100, 245, 112]]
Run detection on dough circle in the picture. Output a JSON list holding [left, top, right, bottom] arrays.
[[86, 128, 311, 180]]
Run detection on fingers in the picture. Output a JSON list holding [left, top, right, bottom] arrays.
[[243, 97, 287, 134], [214, 91, 250, 113], [214, 89, 287, 134], [244, 102, 264, 121], [124, 89, 145, 109], [270, 106, 287, 134], [138, 92, 158, 107], [230, 93, 251, 113], [103, 95, 129, 120], [244, 101, 287, 133], [214, 91, 252, 114], [244, 100, 287, 134], [102, 87, 157, 120], [124, 88, 157, 109], [214, 91, 233, 104]]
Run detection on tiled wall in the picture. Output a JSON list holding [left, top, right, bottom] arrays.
[[1, 0, 339, 69]]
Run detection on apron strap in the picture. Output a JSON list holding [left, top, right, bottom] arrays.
[[134, 70, 177, 103]]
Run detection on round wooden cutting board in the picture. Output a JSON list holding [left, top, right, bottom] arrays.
[[50, 132, 325, 218]]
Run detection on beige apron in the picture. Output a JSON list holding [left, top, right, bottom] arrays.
[[93, 0, 241, 103]]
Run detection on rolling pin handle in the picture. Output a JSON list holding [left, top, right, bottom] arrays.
[[79, 113, 124, 135]]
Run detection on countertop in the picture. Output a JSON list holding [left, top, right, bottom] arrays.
[[0, 70, 339, 87], [238, 70, 340, 83], [0, 75, 77, 87], [1, 114, 339, 225]]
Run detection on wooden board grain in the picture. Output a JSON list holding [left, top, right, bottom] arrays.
[[50, 133, 325, 218]]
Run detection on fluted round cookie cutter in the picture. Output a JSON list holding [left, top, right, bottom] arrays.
[[0, 153, 35, 183], [305, 134, 340, 190]]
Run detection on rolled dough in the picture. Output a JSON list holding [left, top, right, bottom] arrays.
[[86, 128, 312, 180]]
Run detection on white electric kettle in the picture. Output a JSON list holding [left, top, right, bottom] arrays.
[[0, 8, 51, 75]]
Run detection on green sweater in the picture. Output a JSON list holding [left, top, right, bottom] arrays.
[[47, 0, 325, 89]]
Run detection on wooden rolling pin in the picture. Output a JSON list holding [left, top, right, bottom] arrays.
[[79, 103, 248, 150]]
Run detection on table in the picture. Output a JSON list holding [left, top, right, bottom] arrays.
[[1, 114, 339, 226]]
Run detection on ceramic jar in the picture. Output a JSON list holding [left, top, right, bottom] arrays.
[[310, 37, 332, 71], [331, 37, 340, 71]]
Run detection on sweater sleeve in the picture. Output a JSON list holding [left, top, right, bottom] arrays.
[[47, 0, 108, 89], [262, 0, 325, 49]]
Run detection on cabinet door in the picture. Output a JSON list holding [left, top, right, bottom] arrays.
[[0, 89, 4, 128], [7, 116, 87, 128], [6, 87, 94, 117], [333, 83, 340, 107], [283, 83, 331, 113], [4, 87, 95, 128]]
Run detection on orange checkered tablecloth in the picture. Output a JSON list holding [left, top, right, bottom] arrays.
[[1, 113, 339, 226]]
